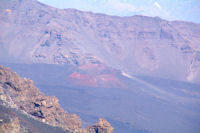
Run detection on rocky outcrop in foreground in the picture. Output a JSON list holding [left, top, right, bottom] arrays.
[[0, 116, 20, 133], [87, 118, 114, 133], [0, 65, 113, 133], [0, 65, 81, 132]]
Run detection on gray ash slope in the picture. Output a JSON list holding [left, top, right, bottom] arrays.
[[0, 0, 200, 83], [2, 63, 200, 133]]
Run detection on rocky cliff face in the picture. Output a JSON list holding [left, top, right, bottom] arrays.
[[0, 65, 81, 132], [0, 65, 114, 133], [0, 116, 20, 133], [0, 0, 200, 83]]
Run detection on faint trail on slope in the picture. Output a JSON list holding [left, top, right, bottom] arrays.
[[121, 72, 200, 103]]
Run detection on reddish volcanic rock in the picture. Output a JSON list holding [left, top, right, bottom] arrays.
[[68, 72, 98, 87], [67, 63, 125, 88], [67, 71, 125, 88]]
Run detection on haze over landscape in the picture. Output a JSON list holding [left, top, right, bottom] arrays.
[[0, 0, 200, 133], [38, 0, 200, 23]]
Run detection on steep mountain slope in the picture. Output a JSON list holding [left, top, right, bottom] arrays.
[[0, 0, 200, 83]]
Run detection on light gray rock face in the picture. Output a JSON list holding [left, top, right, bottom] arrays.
[[0, 0, 200, 83]]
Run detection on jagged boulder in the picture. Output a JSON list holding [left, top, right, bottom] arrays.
[[87, 118, 114, 133]]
